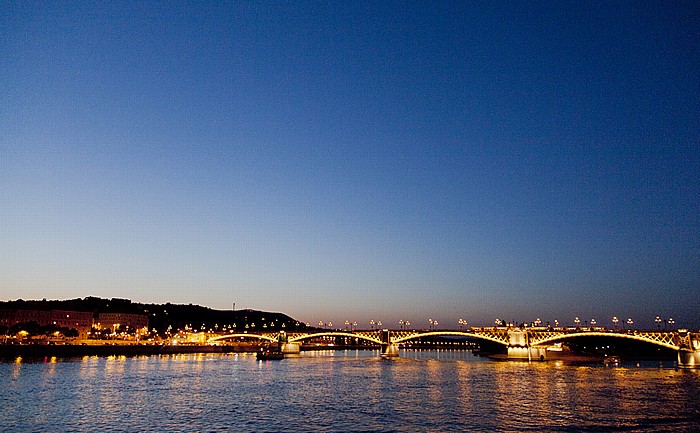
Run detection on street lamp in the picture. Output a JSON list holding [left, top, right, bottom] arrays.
[[574, 317, 581, 328], [459, 319, 467, 330], [534, 318, 542, 327], [655, 315, 662, 329], [405, 321, 410, 330], [370, 320, 375, 330], [399, 320, 404, 330], [590, 318, 597, 327], [612, 316, 619, 330], [668, 317, 675, 329]]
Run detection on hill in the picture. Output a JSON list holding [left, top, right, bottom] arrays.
[[0, 297, 307, 333]]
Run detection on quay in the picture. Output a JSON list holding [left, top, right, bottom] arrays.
[[0, 342, 259, 359]]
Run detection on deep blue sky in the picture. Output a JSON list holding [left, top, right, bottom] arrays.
[[1, 1, 698, 328]]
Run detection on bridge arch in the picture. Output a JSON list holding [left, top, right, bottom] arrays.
[[288, 332, 382, 345], [531, 331, 679, 351], [207, 333, 277, 343], [391, 331, 509, 346]]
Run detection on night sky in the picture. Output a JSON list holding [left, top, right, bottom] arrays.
[[1, 1, 698, 329]]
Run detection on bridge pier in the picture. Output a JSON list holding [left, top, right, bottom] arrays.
[[677, 350, 700, 368], [677, 333, 700, 368], [276, 331, 301, 355], [507, 329, 531, 361], [280, 342, 301, 355], [380, 329, 399, 358], [381, 343, 399, 358]]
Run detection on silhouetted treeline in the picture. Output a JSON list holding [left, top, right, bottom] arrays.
[[0, 297, 307, 333]]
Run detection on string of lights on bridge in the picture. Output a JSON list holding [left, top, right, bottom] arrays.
[[312, 315, 677, 332]]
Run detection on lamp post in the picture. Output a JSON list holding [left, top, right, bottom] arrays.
[[668, 317, 675, 330], [612, 316, 619, 330], [399, 320, 404, 330], [370, 320, 375, 330], [429, 318, 434, 330], [590, 318, 597, 327], [655, 315, 661, 329], [574, 317, 581, 328], [405, 321, 410, 330], [626, 318, 633, 330]]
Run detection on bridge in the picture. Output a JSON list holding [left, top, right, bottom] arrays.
[[206, 327, 700, 368]]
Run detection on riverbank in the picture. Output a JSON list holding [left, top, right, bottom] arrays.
[[0, 343, 478, 360], [0, 343, 260, 359]]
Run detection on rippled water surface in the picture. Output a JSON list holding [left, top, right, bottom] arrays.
[[2, 350, 699, 432]]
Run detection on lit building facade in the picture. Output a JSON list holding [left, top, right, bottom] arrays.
[[94, 312, 149, 332], [0, 309, 94, 339]]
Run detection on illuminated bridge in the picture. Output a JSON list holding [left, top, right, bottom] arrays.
[[206, 327, 700, 368]]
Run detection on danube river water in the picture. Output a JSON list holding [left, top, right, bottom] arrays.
[[2, 350, 699, 432]]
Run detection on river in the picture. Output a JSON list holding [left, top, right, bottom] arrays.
[[2, 350, 698, 432]]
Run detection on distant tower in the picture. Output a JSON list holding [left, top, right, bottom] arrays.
[[232, 302, 235, 311]]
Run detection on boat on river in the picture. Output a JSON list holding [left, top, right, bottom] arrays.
[[256, 346, 284, 360], [604, 355, 621, 365]]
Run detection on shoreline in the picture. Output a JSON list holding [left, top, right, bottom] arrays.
[[0, 343, 477, 360], [0, 343, 258, 359]]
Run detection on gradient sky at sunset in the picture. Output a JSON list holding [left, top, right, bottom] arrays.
[[1, 1, 698, 328]]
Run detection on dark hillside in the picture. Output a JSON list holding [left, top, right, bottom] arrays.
[[0, 297, 307, 333]]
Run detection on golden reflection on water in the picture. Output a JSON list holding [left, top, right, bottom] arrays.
[[40, 357, 57, 384], [3, 352, 699, 432], [455, 361, 473, 414], [529, 362, 559, 421], [607, 366, 641, 420], [426, 360, 443, 405], [11, 357, 22, 380]]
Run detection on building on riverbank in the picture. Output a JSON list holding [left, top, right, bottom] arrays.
[[0, 309, 94, 339], [94, 312, 149, 333]]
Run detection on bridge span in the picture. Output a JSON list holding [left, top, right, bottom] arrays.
[[207, 327, 700, 368]]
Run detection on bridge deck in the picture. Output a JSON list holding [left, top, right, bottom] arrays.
[[206, 328, 697, 352]]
